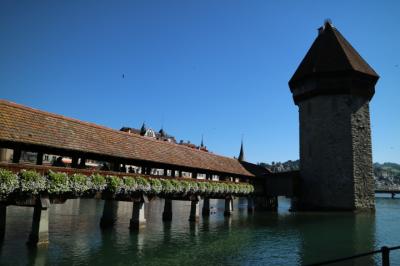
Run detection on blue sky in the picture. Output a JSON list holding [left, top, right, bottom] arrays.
[[1, 1, 399, 164]]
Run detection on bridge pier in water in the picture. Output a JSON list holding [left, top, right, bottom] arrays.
[[254, 196, 278, 211], [202, 198, 210, 217], [189, 200, 200, 222], [224, 198, 233, 216], [162, 199, 173, 221], [100, 200, 119, 229], [27, 197, 50, 247], [130, 201, 146, 230]]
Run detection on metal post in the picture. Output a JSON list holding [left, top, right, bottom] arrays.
[[12, 148, 21, 163], [71, 156, 79, 168], [381, 246, 390, 266]]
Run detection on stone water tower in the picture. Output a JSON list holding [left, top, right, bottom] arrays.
[[289, 21, 379, 210]]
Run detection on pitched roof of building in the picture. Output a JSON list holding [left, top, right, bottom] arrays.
[[289, 21, 379, 88], [239, 160, 271, 177], [0, 100, 253, 177]]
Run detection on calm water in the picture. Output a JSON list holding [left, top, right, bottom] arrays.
[[1, 196, 400, 266]]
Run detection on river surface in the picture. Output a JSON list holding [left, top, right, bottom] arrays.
[[1, 195, 400, 265]]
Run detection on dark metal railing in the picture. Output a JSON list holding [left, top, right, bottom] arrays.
[[307, 245, 400, 266]]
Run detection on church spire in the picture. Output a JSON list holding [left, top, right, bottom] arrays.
[[140, 122, 147, 136], [200, 134, 204, 147], [238, 140, 245, 162]]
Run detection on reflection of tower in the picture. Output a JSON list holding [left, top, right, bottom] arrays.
[[289, 21, 379, 211], [298, 214, 375, 265]]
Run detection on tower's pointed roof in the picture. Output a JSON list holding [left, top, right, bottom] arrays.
[[238, 140, 245, 162], [289, 21, 378, 89]]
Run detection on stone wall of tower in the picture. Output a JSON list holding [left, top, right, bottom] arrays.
[[351, 97, 375, 209], [296, 94, 374, 210]]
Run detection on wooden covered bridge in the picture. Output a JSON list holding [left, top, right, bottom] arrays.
[[0, 100, 295, 246]]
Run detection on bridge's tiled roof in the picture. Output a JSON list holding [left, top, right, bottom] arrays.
[[0, 100, 253, 177]]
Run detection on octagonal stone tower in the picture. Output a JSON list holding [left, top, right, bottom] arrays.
[[289, 21, 379, 211]]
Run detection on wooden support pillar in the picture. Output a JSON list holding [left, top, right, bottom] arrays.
[[224, 198, 233, 217], [171, 170, 175, 178], [189, 200, 200, 222], [0, 204, 6, 241], [100, 200, 119, 229], [79, 157, 86, 168], [192, 172, 197, 179], [162, 199, 173, 221], [202, 198, 210, 217], [178, 170, 183, 177], [130, 201, 146, 230], [71, 156, 79, 168], [12, 148, 21, 164], [163, 169, 168, 176], [111, 162, 119, 172], [145, 167, 151, 175], [27, 197, 50, 247], [36, 152, 43, 165]]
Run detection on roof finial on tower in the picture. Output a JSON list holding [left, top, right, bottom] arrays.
[[200, 134, 204, 148], [238, 136, 245, 162], [324, 18, 332, 26]]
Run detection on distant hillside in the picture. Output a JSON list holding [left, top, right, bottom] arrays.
[[259, 160, 400, 188], [259, 160, 300, 173], [374, 162, 400, 187]]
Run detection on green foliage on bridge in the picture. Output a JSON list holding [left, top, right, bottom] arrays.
[[0, 168, 254, 199]]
